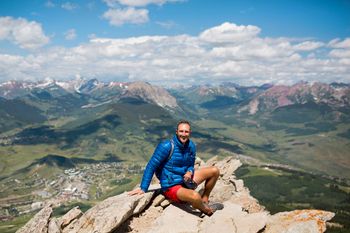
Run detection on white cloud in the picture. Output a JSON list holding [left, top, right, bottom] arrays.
[[0, 16, 50, 50], [329, 38, 350, 48], [64, 29, 77, 40], [0, 22, 349, 85], [102, 0, 184, 26], [329, 49, 350, 58], [199, 22, 261, 44], [293, 41, 324, 51], [61, 2, 78, 11], [209, 38, 295, 60], [103, 0, 183, 7], [103, 7, 149, 26]]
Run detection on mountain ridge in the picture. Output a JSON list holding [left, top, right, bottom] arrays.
[[1, 79, 349, 117], [239, 82, 350, 115], [16, 156, 336, 233], [1, 78, 349, 232]]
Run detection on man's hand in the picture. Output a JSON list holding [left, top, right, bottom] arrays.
[[128, 188, 145, 196], [183, 171, 192, 181]]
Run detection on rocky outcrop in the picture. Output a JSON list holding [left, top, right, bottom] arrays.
[[16, 205, 52, 233], [17, 157, 335, 233], [121, 81, 178, 109], [265, 209, 335, 233]]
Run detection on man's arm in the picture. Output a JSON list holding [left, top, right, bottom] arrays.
[[135, 140, 171, 193], [139, 141, 170, 192], [128, 188, 144, 195], [184, 142, 196, 180]]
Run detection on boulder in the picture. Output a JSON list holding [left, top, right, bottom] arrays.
[[17, 156, 335, 233], [200, 202, 268, 233], [146, 204, 201, 233], [48, 217, 61, 233], [62, 191, 154, 233], [16, 205, 52, 233], [264, 209, 335, 233], [58, 206, 83, 229]]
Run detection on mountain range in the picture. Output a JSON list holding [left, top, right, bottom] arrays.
[[0, 78, 349, 178], [1, 78, 350, 232], [1, 78, 349, 117]]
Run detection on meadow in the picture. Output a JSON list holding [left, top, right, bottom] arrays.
[[236, 165, 350, 232]]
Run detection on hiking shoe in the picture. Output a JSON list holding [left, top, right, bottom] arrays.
[[208, 202, 224, 212], [202, 202, 224, 217]]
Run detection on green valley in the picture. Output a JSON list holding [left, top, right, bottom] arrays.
[[0, 79, 349, 232]]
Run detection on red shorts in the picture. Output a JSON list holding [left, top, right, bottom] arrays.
[[163, 185, 182, 203]]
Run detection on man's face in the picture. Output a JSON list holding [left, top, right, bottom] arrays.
[[176, 123, 191, 144]]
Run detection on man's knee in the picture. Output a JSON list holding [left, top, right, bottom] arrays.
[[177, 188, 202, 203], [211, 166, 220, 178], [189, 191, 202, 202]]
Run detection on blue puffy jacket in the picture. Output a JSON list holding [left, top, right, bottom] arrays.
[[140, 135, 196, 192]]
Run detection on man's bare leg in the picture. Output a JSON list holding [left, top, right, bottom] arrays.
[[176, 187, 212, 215], [193, 166, 220, 203]]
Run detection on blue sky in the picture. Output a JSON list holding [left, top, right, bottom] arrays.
[[0, 0, 349, 85]]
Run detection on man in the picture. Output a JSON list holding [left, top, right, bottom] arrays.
[[129, 120, 221, 216]]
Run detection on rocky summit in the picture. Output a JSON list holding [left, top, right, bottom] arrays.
[[17, 156, 335, 233]]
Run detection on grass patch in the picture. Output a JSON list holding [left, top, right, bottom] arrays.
[[236, 165, 350, 232], [0, 213, 33, 233], [100, 174, 141, 199], [52, 202, 92, 217]]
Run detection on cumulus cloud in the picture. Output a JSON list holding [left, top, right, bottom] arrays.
[[0, 16, 50, 50], [329, 38, 350, 48], [329, 49, 350, 58], [199, 22, 261, 44], [102, 0, 184, 26], [103, 0, 183, 7], [0, 22, 349, 85], [103, 7, 149, 26], [328, 39, 350, 61], [64, 29, 77, 40], [293, 41, 324, 51]]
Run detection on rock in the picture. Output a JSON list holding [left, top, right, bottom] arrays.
[[120, 205, 164, 233], [134, 191, 155, 214], [152, 194, 166, 207], [62, 191, 154, 233], [199, 203, 238, 233], [208, 158, 263, 213], [205, 155, 219, 165], [229, 191, 264, 213], [195, 157, 205, 169], [200, 202, 268, 233], [146, 204, 201, 233], [231, 179, 245, 192], [206, 156, 242, 181], [48, 217, 61, 233], [58, 206, 83, 229], [160, 199, 171, 208], [19, 157, 335, 233], [264, 209, 335, 233], [16, 205, 52, 233]]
